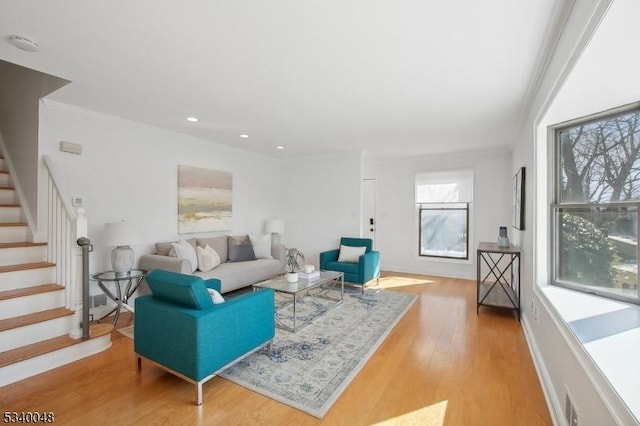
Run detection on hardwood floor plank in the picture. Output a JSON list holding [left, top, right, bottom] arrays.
[[0, 273, 551, 425]]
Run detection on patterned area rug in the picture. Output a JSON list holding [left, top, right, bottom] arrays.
[[117, 325, 134, 339], [220, 287, 417, 418]]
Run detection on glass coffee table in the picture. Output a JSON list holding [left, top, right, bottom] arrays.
[[253, 270, 344, 332]]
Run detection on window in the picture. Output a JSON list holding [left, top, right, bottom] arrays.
[[415, 170, 473, 260], [552, 105, 640, 304]]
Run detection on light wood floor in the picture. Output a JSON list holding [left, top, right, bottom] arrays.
[[0, 272, 551, 425]]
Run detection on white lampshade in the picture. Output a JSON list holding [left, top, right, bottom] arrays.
[[266, 218, 285, 234], [104, 221, 141, 247]]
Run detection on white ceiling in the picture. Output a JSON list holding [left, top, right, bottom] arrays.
[[0, 0, 564, 160]]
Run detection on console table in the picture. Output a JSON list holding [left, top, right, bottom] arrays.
[[476, 242, 520, 320]]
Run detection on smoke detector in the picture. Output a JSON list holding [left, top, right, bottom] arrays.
[[9, 35, 39, 52]]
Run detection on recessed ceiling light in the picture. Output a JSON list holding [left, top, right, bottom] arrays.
[[186, 117, 198, 122], [9, 35, 38, 52], [239, 134, 249, 139], [276, 146, 285, 150]]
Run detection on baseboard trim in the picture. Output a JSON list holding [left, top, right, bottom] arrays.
[[521, 314, 564, 426]]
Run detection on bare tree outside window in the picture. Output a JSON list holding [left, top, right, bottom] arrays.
[[554, 108, 640, 303]]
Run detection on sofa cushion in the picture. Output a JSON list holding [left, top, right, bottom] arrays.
[[337, 245, 366, 263], [196, 245, 221, 271], [194, 258, 283, 293], [249, 234, 273, 259], [170, 240, 198, 273], [197, 236, 228, 263], [324, 261, 359, 275], [146, 270, 214, 310], [156, 238, 196, 256], [228, 235, 256, 262]]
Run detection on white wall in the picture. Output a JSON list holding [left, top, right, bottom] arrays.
[[363, 149, 512, 280], [513, 0, 639, 424], [280, 152, 362, 268], [38, 101, 282, 274]]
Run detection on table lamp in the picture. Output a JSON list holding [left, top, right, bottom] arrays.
[[266, 218, 284, 245], [104, 221, 139, 277]]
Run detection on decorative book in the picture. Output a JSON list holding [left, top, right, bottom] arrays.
[[299, 270, 320, 280]]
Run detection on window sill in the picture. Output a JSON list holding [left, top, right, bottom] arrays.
[[541, 286, 640, 422]]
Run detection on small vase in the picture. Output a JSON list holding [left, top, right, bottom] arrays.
[[286, 272, 298, 283], [497, 226, 510, 248]]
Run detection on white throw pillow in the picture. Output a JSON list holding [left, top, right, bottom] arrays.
[[337, 245, 367, 263], [207, 288, 225, 304], [170, 240, 198, 273], [249, 234, 273, 259], [197, 245, 221, 271]]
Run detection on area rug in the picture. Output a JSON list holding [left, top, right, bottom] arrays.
[[117, 325, 134, 339], [220, 287, 417, 418]]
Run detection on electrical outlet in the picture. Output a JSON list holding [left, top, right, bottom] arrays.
[[534, 304, 539, 322]]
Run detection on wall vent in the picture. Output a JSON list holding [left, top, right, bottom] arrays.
[[565, 390, 579, 426], [89, 294, 107, 308]]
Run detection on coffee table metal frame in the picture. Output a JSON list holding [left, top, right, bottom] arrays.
[[253, 270, 344, 333]]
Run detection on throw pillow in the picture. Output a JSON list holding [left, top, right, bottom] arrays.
[[249, 234, 273, 259], [196, 245, 221, 272], [337, 245, 367, 263], [207, 288, 225, 304], [196, 236, 228, 263], [228, 235, 257, 262], [170, 240, 198, 273]]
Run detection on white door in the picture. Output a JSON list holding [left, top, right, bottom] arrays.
[[362, 179, 376, 247]]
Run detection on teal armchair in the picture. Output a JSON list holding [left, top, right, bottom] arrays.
[[134, 269, 274, 405], [319, 237, 380, 292]]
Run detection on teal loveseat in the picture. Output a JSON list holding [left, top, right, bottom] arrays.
[[134, 269, 275, 405], [319, 237, 380, 292]]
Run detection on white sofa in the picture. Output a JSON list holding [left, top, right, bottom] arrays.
[[138, 235, 284, 294]]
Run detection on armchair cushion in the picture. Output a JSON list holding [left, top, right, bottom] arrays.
[[146, 269, 214, 310], [337, 245, 367, 262]]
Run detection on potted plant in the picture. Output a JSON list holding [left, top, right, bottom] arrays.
[[285, 248, 305, 282]]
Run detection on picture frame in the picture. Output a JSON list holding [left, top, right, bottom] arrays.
[[178, 165, 233, 233], [513, 167, 525, 230]]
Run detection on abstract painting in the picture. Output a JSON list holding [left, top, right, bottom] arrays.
[[178, 165, 232, 233]]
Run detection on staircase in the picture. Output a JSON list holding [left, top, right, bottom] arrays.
[[0, 155, 112, 387]]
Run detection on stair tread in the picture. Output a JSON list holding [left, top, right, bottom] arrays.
[[0, 307, 73, 332], [0, 261, 55, 273], [0, 284, 63, 301], [0, 222, 27, 227], [0, 242, 47, 249], [0, 323, 112, 368], [0, 186, 15, 190], [0, 204, 20, 208]]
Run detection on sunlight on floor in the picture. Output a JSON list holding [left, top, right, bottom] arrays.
[[373, 275, 437, 289], [371, 400, 448, 425]]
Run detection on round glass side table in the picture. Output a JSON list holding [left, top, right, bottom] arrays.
[[90, 269, 147, 325]]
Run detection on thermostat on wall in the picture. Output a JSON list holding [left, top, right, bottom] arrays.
[[71, 197, 83, 207], [60, 141, 83, 155]]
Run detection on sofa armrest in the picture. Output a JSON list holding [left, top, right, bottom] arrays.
[[139, 254, 192, 274], [204, 278, 222, 293], [319, 249, 340, 270], [359, 251, 381, 281]]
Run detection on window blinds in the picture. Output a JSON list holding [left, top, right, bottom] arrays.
[[415, 169, 474, 204]]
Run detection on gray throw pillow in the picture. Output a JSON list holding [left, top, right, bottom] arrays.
[[228, 235, 256, 262]]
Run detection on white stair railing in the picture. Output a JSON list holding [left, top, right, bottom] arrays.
[[42, 155, 87, 339]]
